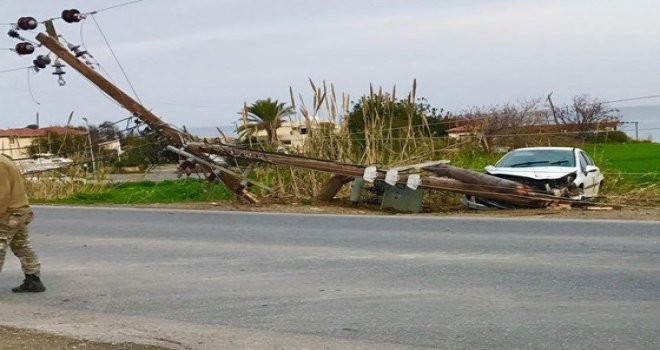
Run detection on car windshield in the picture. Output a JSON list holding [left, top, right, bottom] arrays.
[[495, 149, 575, 168]]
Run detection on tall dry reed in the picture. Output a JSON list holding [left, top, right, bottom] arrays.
[[246, 80, 455, 199], [24, 155, 105, 201]]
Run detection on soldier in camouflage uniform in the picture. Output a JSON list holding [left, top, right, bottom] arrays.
[[0, 154, 45, 293]]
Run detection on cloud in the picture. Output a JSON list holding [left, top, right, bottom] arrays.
[[90, 10, 415, 60], [344, 0, 660, 45]]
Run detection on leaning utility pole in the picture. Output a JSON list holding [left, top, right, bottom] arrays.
[[82, 117, 97, 174], [35, 24, 258, 203], [547, 92, 559, 125]]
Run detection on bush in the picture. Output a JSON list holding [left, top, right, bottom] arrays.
[[584, 131, 630, 143]]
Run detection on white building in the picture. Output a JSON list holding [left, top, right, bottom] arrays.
[[247, 120, 341, 149], [0, 127, 86, 160]]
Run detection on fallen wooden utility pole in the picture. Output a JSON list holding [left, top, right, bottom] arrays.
[[35, 27, 258, 203], [189, 143, 576, 208], [423, 164, 580, 207]]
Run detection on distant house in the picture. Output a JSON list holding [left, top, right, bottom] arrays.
[[98, 138, 123, 157], [0, 127, 86, 160], [446, 125, 476, 139], [246, 120, 341, 149]]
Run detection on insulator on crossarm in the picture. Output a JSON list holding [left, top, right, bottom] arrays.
[[62, 9, 82, 23], [17, 17, 38, 30], [14, 42, 35, 55], [66, 43, 88, 58], [52, 60, 66, 86], [32, 55, 52, 70]]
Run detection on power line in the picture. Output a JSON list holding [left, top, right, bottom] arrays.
[[0, 1, 148, 52], [88, 0, 147, 15], [602, 94, 660, 105], [0, 66, 33, 74], [32, 0, 148, 23], [26, 67, 40, 105], [90, 13, 142, 104]]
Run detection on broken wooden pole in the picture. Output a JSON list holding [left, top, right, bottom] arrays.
[[192, 143, 567, 207], [419, 176, 551, 207], [35, 29, 258, 203], [317, 174, 354, 202], [423, 164, 577, 207], [424, 164, 532, 194], [188, 143, 372, 178]]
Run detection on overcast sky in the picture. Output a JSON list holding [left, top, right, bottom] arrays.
[[1, 0, 659, 130]]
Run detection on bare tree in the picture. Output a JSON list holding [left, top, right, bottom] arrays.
[[553, 94, 621, 131], [458, 99, 545, 151]]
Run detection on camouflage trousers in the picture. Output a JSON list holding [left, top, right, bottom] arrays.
[[0, 207, 41, 276]]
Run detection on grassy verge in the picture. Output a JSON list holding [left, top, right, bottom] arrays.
[[27, 141, 658, 208], [586, 143, 660, 183], [584, 142, 659, 206], [33, 180, 233, 205]]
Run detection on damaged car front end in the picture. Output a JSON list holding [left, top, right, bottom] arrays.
[[462, 147, 604, 209]]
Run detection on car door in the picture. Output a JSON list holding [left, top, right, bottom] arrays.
[[578, 151, 600, 196]]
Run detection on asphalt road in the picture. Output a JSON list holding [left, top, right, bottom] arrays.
[[0, 207, 658, 350]]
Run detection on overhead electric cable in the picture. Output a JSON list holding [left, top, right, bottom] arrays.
[[31, 0, 147, 23], [0, 66, 33, 74], [90, 13, 142, 104], [602, 94, 660, 104], [26, 67, 40, 105], [88, 0, 146, 15]]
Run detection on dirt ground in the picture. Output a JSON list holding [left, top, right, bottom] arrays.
[[4, 201, 658, 349], [0, 326, 170, 350]]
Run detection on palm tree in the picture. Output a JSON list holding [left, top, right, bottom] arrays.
[[237, 98, 295, 143]]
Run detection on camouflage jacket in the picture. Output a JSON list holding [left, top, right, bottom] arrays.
[[0, 155, 29, 216]]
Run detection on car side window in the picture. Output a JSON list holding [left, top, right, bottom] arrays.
[[578, 152, 588, 173], [580, 152, 595, 166]]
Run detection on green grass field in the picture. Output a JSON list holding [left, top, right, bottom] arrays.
[[36, 142, 657, 206], [583, 143, 659, 185], [585, 143, 660, 173]]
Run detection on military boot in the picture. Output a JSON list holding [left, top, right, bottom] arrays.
[[12, 274, 46, 293]]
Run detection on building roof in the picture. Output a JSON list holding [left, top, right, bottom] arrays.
[[446, 126, 473, 133], [0, 127, 86, 138]]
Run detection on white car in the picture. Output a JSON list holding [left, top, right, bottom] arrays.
[[486, 147, 605, 198]]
